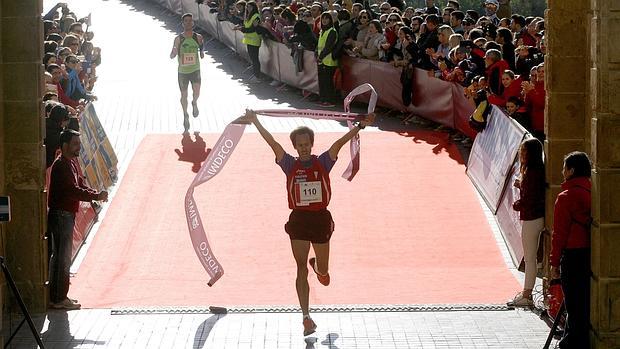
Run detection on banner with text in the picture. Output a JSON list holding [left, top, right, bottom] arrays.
[[186, 84, 377, 286], [466, 106, 526, 213]]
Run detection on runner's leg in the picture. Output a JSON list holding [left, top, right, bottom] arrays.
[[290, 239, 311, 315], [311, 242, 330, 276], [191, 81, 200, 117]]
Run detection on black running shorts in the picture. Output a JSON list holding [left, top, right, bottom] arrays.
[[178, 70, 201, 90], [285, 209, 334, 244]]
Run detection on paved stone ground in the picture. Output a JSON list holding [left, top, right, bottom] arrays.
[[1, 0, 559, 347]]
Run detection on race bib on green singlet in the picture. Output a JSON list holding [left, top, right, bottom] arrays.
[[181, 53, 197, 66]]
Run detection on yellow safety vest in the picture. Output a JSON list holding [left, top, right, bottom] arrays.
[[242, 13, 262, 47], [317, 27, 338, 67]]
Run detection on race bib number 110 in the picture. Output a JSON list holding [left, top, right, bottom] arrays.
[[296, 181, 322, 206]]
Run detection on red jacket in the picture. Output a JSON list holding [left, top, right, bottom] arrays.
[[525, 81, 545, 132], [488, 77, 523, 106], [485, 59, 510, 96], [550, 177, 592, 267], [48, 155, 99, 213], [56, 82, 80, 108], [512, 165, 545, 221]]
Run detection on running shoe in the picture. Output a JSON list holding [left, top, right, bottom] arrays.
[[303, 316, 317, 336], [309, 257, 330, 286], [192, 102, 199, 118]]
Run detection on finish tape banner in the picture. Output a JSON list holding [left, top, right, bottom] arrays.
[[185, 84, 377, 286]]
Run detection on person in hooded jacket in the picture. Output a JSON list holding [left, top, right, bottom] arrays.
[[550, 151, 592, 349]]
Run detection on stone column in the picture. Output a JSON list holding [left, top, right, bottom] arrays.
[[1, 0, 47, 313], [543, 0, 591, 318], [589, 1, 620, 347], [544, 0, 590, 219]]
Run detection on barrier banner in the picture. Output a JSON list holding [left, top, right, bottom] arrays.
[[78, 103, 119, 191], [495, 159, 525, 266], [466, 106, 526, 212], [186, 84, 377, 286], [60, 103, 118, 259]]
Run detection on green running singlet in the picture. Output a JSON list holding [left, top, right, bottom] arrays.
[[178, 32, 200, 74]]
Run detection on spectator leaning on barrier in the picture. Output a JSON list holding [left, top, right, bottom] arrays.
[[47, 63, 80, 109], [505, 95, 529, 130], [48, 129, 109, 310], [354, 19, 383, 61], [316, 11, 339, 107], [64, 55, 97, 102], [550, 151, 592, 349], [487, 69, 520, 107]]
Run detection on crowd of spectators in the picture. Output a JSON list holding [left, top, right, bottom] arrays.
[[211, 0, 546, 142], [43, 2, 102, 168], [42, 3, 108, 311]]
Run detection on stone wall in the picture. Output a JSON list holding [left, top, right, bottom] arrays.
[[0, 0, 47, 314], [547, 0, 620, 347], [589, 0, 620, 347]]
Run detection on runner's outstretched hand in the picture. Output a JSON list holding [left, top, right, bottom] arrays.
[[360, 112, 376, 128]]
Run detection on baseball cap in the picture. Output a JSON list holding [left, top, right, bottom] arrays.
[[485, 0, 499, 6]]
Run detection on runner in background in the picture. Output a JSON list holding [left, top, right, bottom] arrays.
[[238, 109, 374, 336], [170, 13, 204, 131]]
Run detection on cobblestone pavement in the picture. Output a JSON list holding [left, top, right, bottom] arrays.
[[5, 0, 559, 347]]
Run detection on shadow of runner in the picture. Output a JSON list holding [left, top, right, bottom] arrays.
[[175, 132, 212, 173], [193, 314, 226, 348]]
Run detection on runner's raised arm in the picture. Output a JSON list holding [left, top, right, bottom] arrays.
[[242, 109, 285, 162], [328, 113, 375, 160]]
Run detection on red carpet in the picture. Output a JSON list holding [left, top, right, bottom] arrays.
[[72, 131, 520, 308]]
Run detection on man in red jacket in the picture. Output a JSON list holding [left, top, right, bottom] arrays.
[[48, 129, 108, 310], [550, 151, 592, 349]]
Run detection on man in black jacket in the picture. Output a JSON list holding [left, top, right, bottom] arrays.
[[416, 14, 440, 71]]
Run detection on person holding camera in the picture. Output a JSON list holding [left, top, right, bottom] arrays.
[[48, 129, 108, 310], [170, 13, 204, 131]]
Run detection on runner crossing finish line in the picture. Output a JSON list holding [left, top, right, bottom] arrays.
[[185, 84, 378, 287]]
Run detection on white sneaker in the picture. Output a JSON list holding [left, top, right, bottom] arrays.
[[269, 80, 280, 87], [509, 292, 533, 307]]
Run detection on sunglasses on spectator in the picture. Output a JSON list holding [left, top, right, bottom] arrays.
[[360, 16, 369, 19], [389, 18, 398, 22], [67, 59, 80, 64], [69, 43, 79, 46], [380, 7, 390, 11]]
